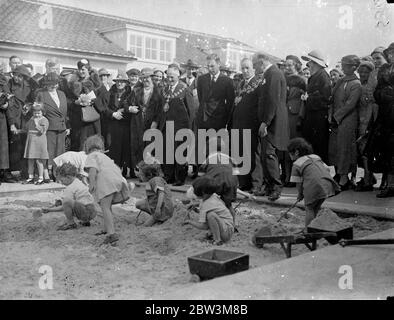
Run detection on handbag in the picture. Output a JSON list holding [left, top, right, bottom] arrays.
[[81, 105, 100, 123]]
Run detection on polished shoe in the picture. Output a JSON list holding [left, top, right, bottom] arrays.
[[268, 190, 281, 201], [23, 178, 35, 184], [376, 188, 394, 198], [284, 182, 296, 188], [35, 180, 45, 185], [173, 181, 185, 186]]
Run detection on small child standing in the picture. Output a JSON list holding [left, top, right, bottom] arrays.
[[41, 163, 97, 230], [183, 176, 235, 245], [135, 160, 174, 227], [288, 138, 340, 228], [83, 135, 131, 245], [23, 103, 49, 185]]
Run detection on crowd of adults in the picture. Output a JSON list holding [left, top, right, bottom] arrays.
[[0, 41, 393, 199]]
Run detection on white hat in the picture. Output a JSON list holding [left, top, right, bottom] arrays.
[[301, 50, 328, 68]]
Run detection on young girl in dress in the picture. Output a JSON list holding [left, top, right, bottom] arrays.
[[288, 137, 340, 228], [83, 135, 132, 245], [199, 136, 239, 228], [134, 159, 174, 227], [184, 175, 235, 245], [23, 103, 49, 185]]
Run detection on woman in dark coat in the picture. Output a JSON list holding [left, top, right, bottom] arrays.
[[106, 71, 132, 176], [301, 51, 331, 164], [0, 72, 11, 183], [35, 72, 68, 178]]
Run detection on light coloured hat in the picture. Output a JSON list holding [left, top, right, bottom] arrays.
[[98, 68, 110, 77], [301, 50, 328, 68], [112, 70, 129, 82], [139, 67, 154, 78]]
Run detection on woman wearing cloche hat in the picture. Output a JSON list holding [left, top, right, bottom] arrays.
[[330, 55, 362, 190]]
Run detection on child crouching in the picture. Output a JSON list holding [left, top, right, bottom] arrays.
[[135, 160, 174, 227], [288, 138, 340, 228], [183, 176, 235, 245], [42, 163, 97, 230]]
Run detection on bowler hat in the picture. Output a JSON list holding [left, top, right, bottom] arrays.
[[301, 50, 328, 68], [13, 65, 31, 78], [341, 55, 360, 67], [181, 59, 199, 69], [383, 42, 394, 59], [140, 68, 154, 78], [42, 72, 60, 86], [126, 68, 140, 76], [98, 68, 111, 77], [112, 70, 129, 82]]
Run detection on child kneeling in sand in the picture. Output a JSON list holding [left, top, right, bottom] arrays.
[[53, 150, 88, 184], [183, 176, 235, 245], [134, 160, 174, 227], [42, 163, 97, 230], [288, 138, 340, 228]]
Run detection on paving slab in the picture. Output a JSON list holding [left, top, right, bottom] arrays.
[[160, 228, 394, 300]]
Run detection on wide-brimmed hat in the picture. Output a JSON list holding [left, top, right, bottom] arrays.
[[383, 42, 394, 59], [42, 72, 59, 86], [181, 59, 200, 69], [126, 68, 140, 77], [112, 70, 129, 82], [341, 54, 361, 67], [139, 68, 154, 78], [98, 68, 110, 77], [13, 65, 31, 78], [301, 50, 328, 68]]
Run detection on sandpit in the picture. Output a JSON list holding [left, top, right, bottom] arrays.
[[1, 190, 393, 299]]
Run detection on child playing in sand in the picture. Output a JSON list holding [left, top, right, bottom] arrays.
[[134, 160, 174, 227], [183, 176, 235, 245], [23, 103, 49, 185], [200, 136, 239, 228], [41, 163, 97, 230], [53, 150, 88, 184], [288, 137, 340, 228], [83, 135, 132, 245]]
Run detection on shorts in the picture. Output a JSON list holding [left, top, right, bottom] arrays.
[[72, 202, 97, 222]]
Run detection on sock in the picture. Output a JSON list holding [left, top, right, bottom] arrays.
[[29, 174, 34, 179], [38, 176, 43, 182]]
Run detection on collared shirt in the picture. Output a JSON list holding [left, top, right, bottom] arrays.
[[48, 90, 60, 108], [263, 63, 273, 74], [170, 82, 178, 92], [211, 71, 220, 82], [186, 76, 195, 86]]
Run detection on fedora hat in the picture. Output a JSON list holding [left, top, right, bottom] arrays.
[[112, 70, 129, 82], [181, 59, 199, 69], [98, 68, 110, 77], [301, 50, 328, 68], [13, 65, 31, 78], [139, 67, 154, 78], [42, 72, 59, 86]]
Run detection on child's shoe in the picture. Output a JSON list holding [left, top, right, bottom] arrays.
[[102, 233, 119, 245], [23, 178, 35, 184], [35, 180, 45, 185], [57, 223, 77, 231]]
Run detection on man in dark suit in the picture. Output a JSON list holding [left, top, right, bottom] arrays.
[[196, 54, 235, 131], [229, 58, 262, 191], [253, 52, 289, 201]]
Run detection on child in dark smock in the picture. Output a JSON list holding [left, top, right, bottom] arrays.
[[135, 160, 174, 227], [288, 138, 340, 227]]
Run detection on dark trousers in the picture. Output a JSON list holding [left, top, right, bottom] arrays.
[[259, 137, 282, 192], [107, 120, 130, 169], [162, 137, 188, 184]]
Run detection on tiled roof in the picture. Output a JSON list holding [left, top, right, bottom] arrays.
[[0, 0, 133, 58], [0, 0, 279, 63]]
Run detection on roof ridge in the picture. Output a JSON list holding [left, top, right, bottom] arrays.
[[20, 0, 256, 49]]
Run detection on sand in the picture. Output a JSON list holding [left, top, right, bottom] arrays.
[[1, 190, 393, 299]]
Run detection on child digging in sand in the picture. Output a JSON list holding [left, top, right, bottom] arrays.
[[183, 176, 235, 245], [288, 138, 340, 229], [134, 159, 174, 227], [41, 163, 97, 230], [84, 135, 133, 245]]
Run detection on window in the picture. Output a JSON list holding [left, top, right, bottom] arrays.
[[130, 34, 143, 58], [128, 32, 173, 63], [228, 50, 254, 72]]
